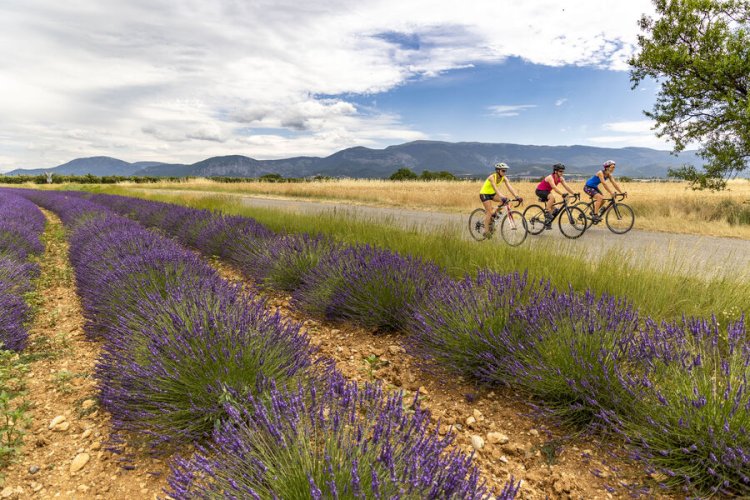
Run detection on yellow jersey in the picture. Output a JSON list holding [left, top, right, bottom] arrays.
[[480, 173, 504, 195]]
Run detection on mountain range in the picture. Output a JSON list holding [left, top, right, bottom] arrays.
[[5, 141, 702, 179]]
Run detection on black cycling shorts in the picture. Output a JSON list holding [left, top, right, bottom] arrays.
[[535, 189, 550, 202], [479, 193, 507, 203]]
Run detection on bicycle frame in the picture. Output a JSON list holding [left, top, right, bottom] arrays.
[[580, 192, 626, 219], [495, 199, 524, 229]]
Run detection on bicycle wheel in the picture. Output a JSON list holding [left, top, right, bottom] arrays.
[[575, 202, 593, 229], [558, 206, 587, 239], [605, 203, 635, 234], [468, 208, 489, 240], [523, 204, 547, 235], [500, 210, 527, 246]]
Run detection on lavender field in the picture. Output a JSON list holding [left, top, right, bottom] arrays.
[[2, 186, 749, 497], [0, 188, 517, 499]]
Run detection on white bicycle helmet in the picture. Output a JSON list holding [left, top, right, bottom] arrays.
[[494, 162, 509, 171], [603, 160, 616, 167]]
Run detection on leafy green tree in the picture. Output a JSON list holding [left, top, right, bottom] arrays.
[[630, 0, 750, 190], [389, 167, 418, 180], [419, 170, 457, 180], [259, 173, 284, 182]]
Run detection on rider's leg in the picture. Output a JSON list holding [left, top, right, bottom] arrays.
[[546, 194, 556, 214], [593, 192, 604, 214], [482, 199, 495, 235]]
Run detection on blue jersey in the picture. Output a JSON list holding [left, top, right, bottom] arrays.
[[585, 172, 607, 189]]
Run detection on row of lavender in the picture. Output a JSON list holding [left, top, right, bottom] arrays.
[[5, 189, 512, 499], [0, 192, 46, 351], [80, 190, 750, 497]]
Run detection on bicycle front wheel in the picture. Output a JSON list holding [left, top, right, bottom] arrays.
[[500, 210, 527, 246], [605, 203, 635, 234], [558, 206, 587, 239], [468, 208, 488, 241], [523, 204, 547, 235]]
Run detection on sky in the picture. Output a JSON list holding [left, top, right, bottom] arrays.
[[0, 0, 666, 172]]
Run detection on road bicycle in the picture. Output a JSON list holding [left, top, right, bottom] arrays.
[[575, 192, 635, 234], [468, 199, 527, 246], [523, 193, 586, 239]]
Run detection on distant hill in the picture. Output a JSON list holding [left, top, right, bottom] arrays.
[[5, 156, 159, 176], [7, 141, 703, 179]]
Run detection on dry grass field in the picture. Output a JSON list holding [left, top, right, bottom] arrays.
[[127, 177, 750, 239]]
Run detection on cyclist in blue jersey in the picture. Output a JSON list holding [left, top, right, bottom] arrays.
[[583, 160, 626, 222]]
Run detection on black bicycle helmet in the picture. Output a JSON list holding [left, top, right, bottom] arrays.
[[553, 163, 566, 171]]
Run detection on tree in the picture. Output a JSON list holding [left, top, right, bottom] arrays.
[[389, 168, 418, 180], [629, 0, 750, 190], [419, 170, 457, 180]]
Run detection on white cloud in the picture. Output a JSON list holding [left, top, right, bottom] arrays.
[[0, 0, 656, 170], [555, 98, 568, 107], [487, 104, 536, 117], [588, 120, 671, 149], [602, 120, 655, 134]]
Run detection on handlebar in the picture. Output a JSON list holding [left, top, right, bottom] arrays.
[[614, 192, 627, 201], [562, 193, 580, 203], [511, 198, 523, 208]]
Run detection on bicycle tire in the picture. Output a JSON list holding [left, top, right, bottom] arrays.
[[523, 204, 547, 235], [468, 208, 489, 241], [605, 203, 635, 234], [558, 206, 587, 239], [500, 210, 527, 246], [574, 201, 593, 229]]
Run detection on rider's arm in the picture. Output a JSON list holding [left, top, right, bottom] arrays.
[[502, 177, 520, 199], [560, 178, 576, 195], [599, 172, 615, 196], [546, 175, 564, 196], [610, 176, 625, 195]]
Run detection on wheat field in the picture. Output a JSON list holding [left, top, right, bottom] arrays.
[[124, 178, 750, 239]]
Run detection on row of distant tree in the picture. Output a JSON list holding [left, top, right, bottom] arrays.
[[0, 173, 336, 184]]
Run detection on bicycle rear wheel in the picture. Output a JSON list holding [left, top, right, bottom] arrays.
[[523, 204, 547, 235], [558, 206, 587, 239], [500, 210, 527, 246], [605, 203, 635, 234], [468, 208, 488, 240], [575, 202, 593, 229]]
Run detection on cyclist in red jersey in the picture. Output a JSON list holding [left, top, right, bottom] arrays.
[[535, 163, 577, 229]]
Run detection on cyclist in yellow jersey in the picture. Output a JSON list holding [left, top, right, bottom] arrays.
[[479, 162, 522, 237]]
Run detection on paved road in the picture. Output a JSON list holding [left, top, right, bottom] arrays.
[[137, 188, 750, 279]]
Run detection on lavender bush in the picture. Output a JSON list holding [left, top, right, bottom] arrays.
[[167, 370, 519, 499], [98, 287, 314, 447], [618, 316, 750, 496], [294, 244, 448, 331], [230, 232, 337, 292], [0, 258, 39, 351], [83, 193, 273, 257], [409, 271, 548, 381], [506, 289, 643, 428], [0, 192, 46, 351]]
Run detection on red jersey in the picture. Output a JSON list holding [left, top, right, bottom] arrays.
[[537, 173, 562, 191]]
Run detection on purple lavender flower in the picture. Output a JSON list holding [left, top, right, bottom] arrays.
[[294, 243, 449, 331], [166, 370, 507, 499], [0, 191, 46, 351]]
